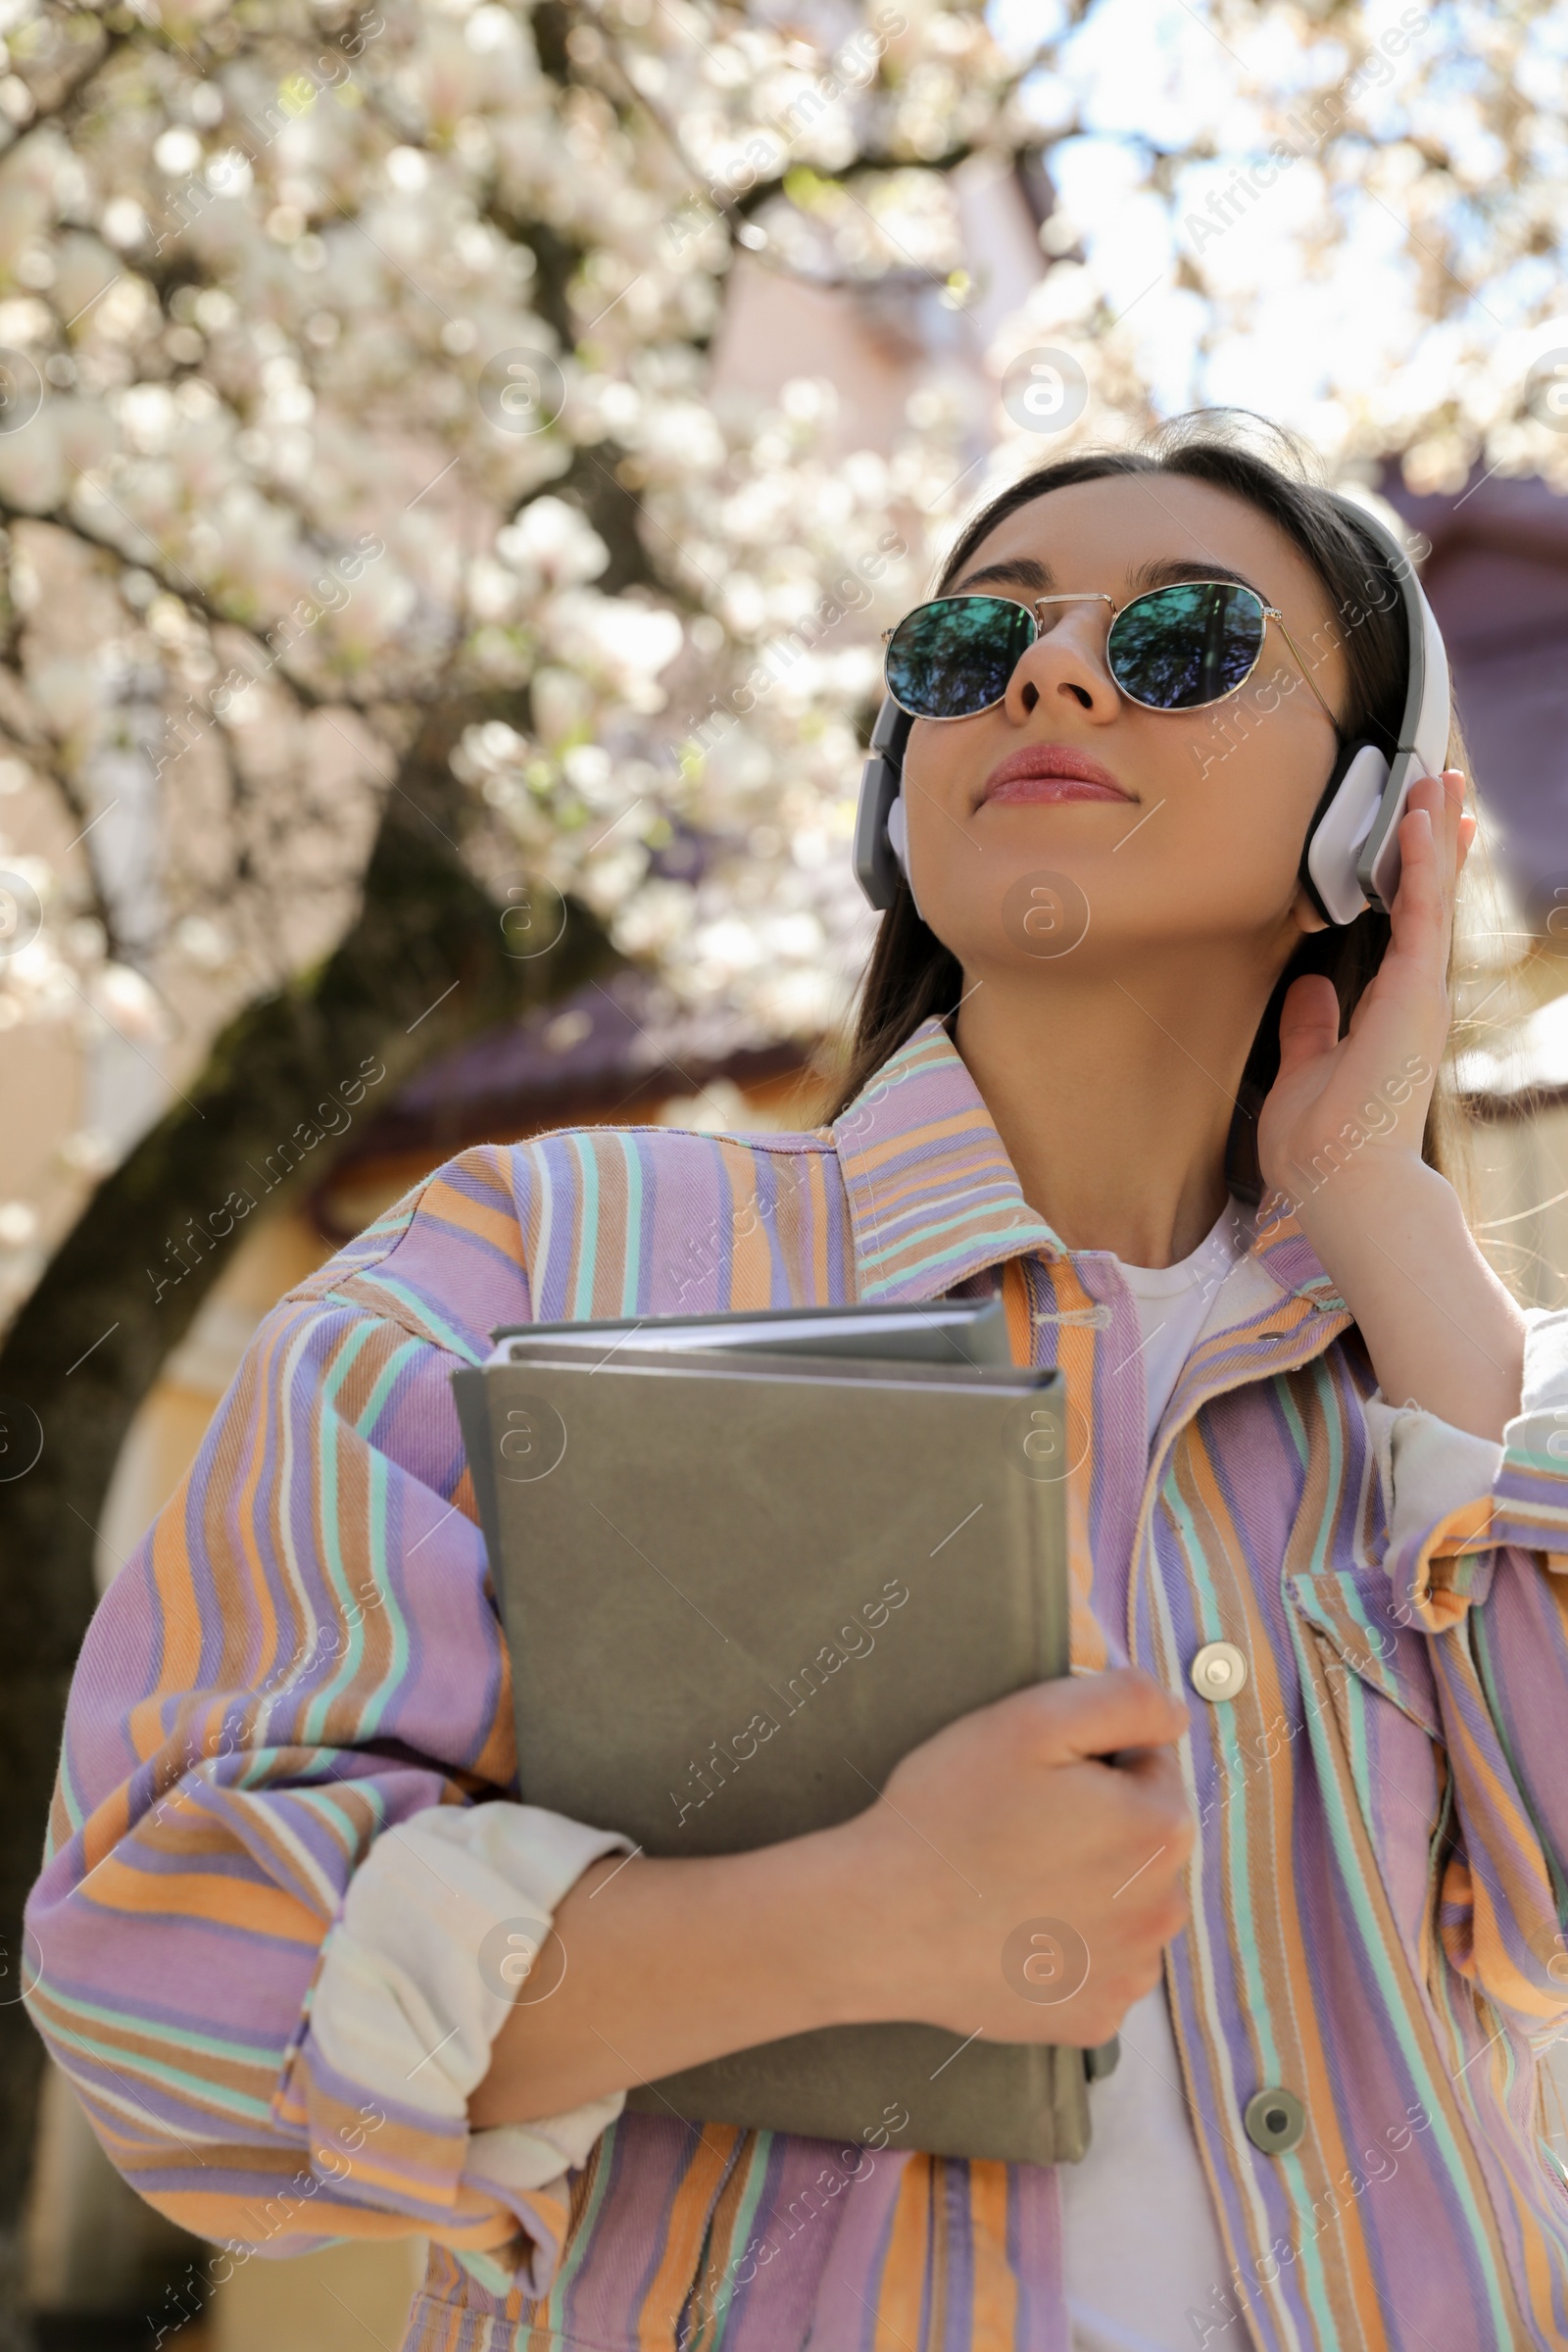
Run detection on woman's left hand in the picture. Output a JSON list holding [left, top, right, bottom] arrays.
[[1256, 768, 1525, 1444], [1257, 768, 1470, 1200]]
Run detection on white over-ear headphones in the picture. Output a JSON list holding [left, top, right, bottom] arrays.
[[852, 494, 1451, 930]]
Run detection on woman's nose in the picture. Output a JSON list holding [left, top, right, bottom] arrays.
[[1004, 608, 1116, 719]]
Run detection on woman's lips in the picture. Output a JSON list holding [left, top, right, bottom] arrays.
[[984, 774, 1130, 805], [980, 746, 1132, 806]]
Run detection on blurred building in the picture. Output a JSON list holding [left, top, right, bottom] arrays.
[[1382, 465, 1568, 946], [1378, 463, 1568, 1313]]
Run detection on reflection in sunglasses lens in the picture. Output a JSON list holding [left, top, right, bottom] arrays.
[[886, 597, 1038, 718], [1107, 583, 1264, 710]]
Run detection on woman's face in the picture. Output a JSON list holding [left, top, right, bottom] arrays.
[[900, 471, 1352, 982]]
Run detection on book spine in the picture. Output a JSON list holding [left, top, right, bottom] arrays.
[[1024, 1416, 1069, 1683]]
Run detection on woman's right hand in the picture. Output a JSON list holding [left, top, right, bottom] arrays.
[[832, 1667, 1195, 2049], [473, 1667, 1194, 2127]]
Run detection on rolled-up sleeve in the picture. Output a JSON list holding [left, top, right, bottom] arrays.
[[295, 1801, 634, 2297], [1367, 1304, 1568, 2033], [23, 1149, 630, 2296]]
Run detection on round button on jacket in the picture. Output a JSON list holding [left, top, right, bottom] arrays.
[[1244, 2085, 1307, 2156], [1190, 1640, 1248, 1701]]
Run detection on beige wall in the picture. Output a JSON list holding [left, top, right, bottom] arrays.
[[211, 2236, 428, 2352]]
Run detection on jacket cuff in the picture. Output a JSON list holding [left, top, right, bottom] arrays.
[[282, 1799, 634, 2282], [1489, 1302, 1568, 1555], [1373, 1307, 1568, 1633]]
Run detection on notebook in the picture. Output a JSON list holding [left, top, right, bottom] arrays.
[[452, 1295, 1114, 2167]]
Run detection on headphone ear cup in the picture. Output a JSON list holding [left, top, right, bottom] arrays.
[[886, 793, 930, 922], [853, 698, 912, 910], [887, 794, 908, 876], [1300, 742, 1389, 927]]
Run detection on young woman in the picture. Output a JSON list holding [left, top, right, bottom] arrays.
[[26, 416, 1568, 2352]]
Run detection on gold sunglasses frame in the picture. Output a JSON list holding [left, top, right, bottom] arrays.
[[879, 585, 1341, 733]]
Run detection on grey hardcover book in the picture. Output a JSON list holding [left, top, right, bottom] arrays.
[[452, 1297, 1110, 2168]]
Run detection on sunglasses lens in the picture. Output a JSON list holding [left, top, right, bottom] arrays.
[[885, 596, 1039, 718], [1106, 582, 1265, 710]]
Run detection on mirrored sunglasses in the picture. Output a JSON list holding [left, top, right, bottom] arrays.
[[882, 582, 1317, 721]]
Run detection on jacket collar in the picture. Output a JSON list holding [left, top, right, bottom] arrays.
[[830, 1013, 1349, 1330]]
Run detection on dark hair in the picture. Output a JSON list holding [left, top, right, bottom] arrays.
[[825, 409, 1465, 1200]]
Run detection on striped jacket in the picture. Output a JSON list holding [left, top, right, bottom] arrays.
[[24, 1012, 1568, 2351]]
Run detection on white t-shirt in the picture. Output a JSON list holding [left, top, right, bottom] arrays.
[[1118, 1194, 1252, 1445], [1061, 1197, 1250, 2352]]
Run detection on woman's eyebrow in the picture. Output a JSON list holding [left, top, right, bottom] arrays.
[[949, 557, 1054, 595], [946, 555, 1268, 600], [1128, 556, 1266, 599]]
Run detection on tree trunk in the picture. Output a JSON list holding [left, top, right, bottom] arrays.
[[0, 720, 613, 2343]]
